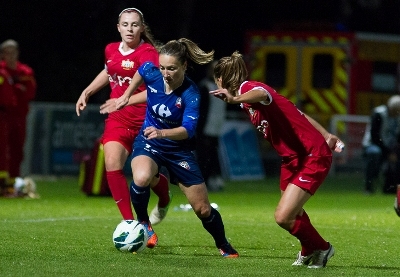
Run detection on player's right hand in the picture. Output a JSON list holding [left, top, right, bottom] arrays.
[[209, 88, 231, 102], [76, 91, 89, 116], [325, 133, 345, 153], [115, 94, 130, 110]]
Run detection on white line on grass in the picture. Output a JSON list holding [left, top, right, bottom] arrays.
[[1, 216, 109, 223], [1, 217, 397, 234]]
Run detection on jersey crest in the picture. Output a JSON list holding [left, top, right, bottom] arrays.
[[121, 59, 134, 70], [179, 161, 190, 170], [175, 97, 182, 108]]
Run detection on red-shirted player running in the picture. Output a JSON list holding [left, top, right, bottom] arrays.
[[210, 51, 344, 268], [75, 8, 171, 248]]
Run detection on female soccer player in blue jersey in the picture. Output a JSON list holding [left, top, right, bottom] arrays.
[[100, 38, 238, 258]]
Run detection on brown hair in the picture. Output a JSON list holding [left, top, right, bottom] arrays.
[[214, 51, 248, 96], [118, 8, 160, 48], [159, 38, 214, 66]]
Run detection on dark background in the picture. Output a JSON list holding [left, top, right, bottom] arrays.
[[1, 0, 399, 104]]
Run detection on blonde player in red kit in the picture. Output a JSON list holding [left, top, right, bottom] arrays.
[[210, 51, 344, 268], [76, 8, 171, 247]]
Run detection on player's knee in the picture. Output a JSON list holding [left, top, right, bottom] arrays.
[[193, 203, 211, 218], [274, 211, 292, 230], [132, 171, 153, 187], [104, 156, 123, 171]]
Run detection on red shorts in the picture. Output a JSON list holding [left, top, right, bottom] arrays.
[[101, 118, 141, 153], [280, 155, 332, 195]]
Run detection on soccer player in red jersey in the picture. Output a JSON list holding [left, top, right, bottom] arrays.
[[0, 67, 15, 192], [210, 51, 345, 268], [75, 8, 171, 239], [0, 39, 36, 185]]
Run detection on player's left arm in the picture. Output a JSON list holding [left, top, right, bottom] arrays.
[[99, 89, 147, 114], [210, 88, 268, 104], [143, 126, 188, 140], [304, 113, 344, 153]]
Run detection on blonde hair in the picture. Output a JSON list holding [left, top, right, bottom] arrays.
[[159, 38, 214, 66], [118, 8, 160, 48], [213, 51, 248, 95]]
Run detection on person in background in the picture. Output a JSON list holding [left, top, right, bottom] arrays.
[[100, 38, 239, 258], [0, 66, 15, 194], [0, 39, 36, 188], [196, 60, 227, 191], [210, 51, 345, 268], [75, 8, 171, 242], [362, 95, 400, 194]]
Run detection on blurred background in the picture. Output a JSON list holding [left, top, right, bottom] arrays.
[[1, 0, 399, 103], [1, 0, 400, 180]]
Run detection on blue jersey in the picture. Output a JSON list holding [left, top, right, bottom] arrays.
[[137, 62, 200, 151]]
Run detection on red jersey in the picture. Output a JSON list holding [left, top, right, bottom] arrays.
[[0, 61, 36, 115], [104, 41, 158, 128], [239, 81, 331, 158], [0, 68, 16, 108]]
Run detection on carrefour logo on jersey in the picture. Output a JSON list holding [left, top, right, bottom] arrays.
[[121, 59, 134, 70], [152, 104, 172, 118]]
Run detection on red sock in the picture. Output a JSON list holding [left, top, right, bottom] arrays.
[[151, 173, 170, 207], [106, 170, 134, 220], [290, 211, 329, 256]]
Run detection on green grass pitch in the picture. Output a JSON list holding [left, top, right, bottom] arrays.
[[0, 173, 399, 277]]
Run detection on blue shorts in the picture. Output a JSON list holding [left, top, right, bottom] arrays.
[[131, 136, 204, 186]]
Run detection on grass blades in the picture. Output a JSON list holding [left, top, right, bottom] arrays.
[[1, 173, 399, 276]]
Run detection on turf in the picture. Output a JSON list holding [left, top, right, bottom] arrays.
[[1, 173, 399, 277]]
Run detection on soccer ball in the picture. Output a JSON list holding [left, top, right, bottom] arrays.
[[112, 220, 148, 253]]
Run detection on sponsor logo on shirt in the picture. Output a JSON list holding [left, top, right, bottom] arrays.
[[108, 73, 132, 87], [152, 104, 172, 118], [256, 120, 269, 135]]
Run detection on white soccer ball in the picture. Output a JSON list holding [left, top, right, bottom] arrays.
[[112, 220, 148, 253]]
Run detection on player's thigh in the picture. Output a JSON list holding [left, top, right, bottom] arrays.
[[275, 183, 311, 221]]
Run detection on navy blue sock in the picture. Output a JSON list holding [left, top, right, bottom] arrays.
[[129, 181, 150, 222], [200, 207, 228, 248]]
